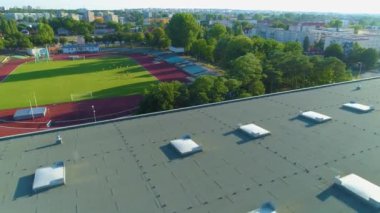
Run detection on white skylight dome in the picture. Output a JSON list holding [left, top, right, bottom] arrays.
[[33, 161, 66, 192], [342, 102, 373, 112], [239, 123, 270, 138], [335, 173, 380, 208], [170, 136, 202, 156], [299, 111, 331, 123]]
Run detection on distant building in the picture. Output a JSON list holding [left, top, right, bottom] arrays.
[[57, 28, 70, 36], [94, 24, 115, 35], [82, 10, 95, 22], [61, 44, 100, 54], [118, 16, 126, 25], [56, 11, 68, 18], [70, 13, 80, 21], [143, 18, 170, 26], [4, 12, 51, 21], [104, 14, 118, 23]]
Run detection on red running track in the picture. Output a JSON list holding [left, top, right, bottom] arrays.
[[0, 95, 143, 137], [0, 58, 33, 82], [129, 54, 190, 83]]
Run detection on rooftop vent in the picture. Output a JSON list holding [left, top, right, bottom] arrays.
[[56, 135, 63, 144], [239, 123, 270, 138], [32, 161, 65, 192], [299, 111, 331, 123], [342, 102, 373, 112], [334, 173, 380, 208], [248, 202, 277, 213], [170, 136, 202, 156]]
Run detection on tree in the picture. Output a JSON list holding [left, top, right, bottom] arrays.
[[352, 25, 362, 34], [207, 23, 227, 40], [208, 77, 229, 102], [134, 32, 145, 43], [166, 13, 201, 51], [190, 39, 214, 62], [33, 22, 55, 45], [144, 32, 153, 47], [214, 36, 232, 65], [277, 52, 313, 88], [284, 41, 303, 55], [329, 19, 343, 31], [346, 42, 364, 65], [361, 48, 378, 69], [17, 34, 33, 48], [271, 20, 288, 30], [230, 53, 263, 80], [225, 35, 253, 62], [314, 39, 325, 52], [324, 43, 344, 60], [223, 79, 241, 99], [303, 36, 310, 52], [237, 14, 246, 20], [139, 81, 183, 113], [230, 53, 265, 96], [0, 38, 4, 49], [189, 76, 215, 105], [152, 27, 171, 49]]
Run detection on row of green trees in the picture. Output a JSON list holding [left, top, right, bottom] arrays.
[[0, 16, 54, 49], [324, 43, 379, 70], [139, 13, 353, 113]]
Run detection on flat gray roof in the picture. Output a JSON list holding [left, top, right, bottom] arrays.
[[2, 78, 380, 212]]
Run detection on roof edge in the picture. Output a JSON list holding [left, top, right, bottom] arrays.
[[0, 77, 376, 141]]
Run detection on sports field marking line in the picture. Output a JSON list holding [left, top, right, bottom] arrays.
[[70, 92, 93, 101], [54, 107, 138, 123], [0, 125, 48, 130], [0, 59, 30, 83], [0, 120, 48, 124]]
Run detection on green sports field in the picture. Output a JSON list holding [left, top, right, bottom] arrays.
[[0, 56, 157, 110]]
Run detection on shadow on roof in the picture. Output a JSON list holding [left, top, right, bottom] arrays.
[[316, 184, 380, 213], [24, 141, 60, 152], [159, 144, 182, 161], [13, 174, 34, 200], [223, 130, 254, 145]]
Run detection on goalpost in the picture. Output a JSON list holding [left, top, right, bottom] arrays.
[[34, 47, 50, 63], [70, 92, 93, 101]]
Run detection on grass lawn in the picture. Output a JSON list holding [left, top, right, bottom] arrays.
[[0, 56, 157, 110]]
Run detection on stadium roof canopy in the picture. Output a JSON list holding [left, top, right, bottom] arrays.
[[2, 78, 380, 213]]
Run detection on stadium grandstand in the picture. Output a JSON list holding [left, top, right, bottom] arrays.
[[2, 78, 380, 212]]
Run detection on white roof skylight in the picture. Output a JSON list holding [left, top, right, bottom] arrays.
[[299, 111, 331, 123], [170, 136, 202, 156], [33, 161, 66, 192], [334, 173, 380, 208], [342, 102, 373, 112], [239, 123, 270, 138]]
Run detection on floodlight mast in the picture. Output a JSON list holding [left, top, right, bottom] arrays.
[[91, 105, 96, 122], [356, 62, 362, 90], [29, 99, 34, 120]]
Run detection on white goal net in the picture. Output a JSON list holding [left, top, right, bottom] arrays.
[[70, 92, 93, 101]]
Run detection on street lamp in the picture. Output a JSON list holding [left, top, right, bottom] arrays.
[[91, 105, 96, 122], [356, 62, 363, 90], [357, 62, 363, 79]]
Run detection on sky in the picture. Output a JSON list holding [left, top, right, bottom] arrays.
[[2, 0, 380, 14]]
